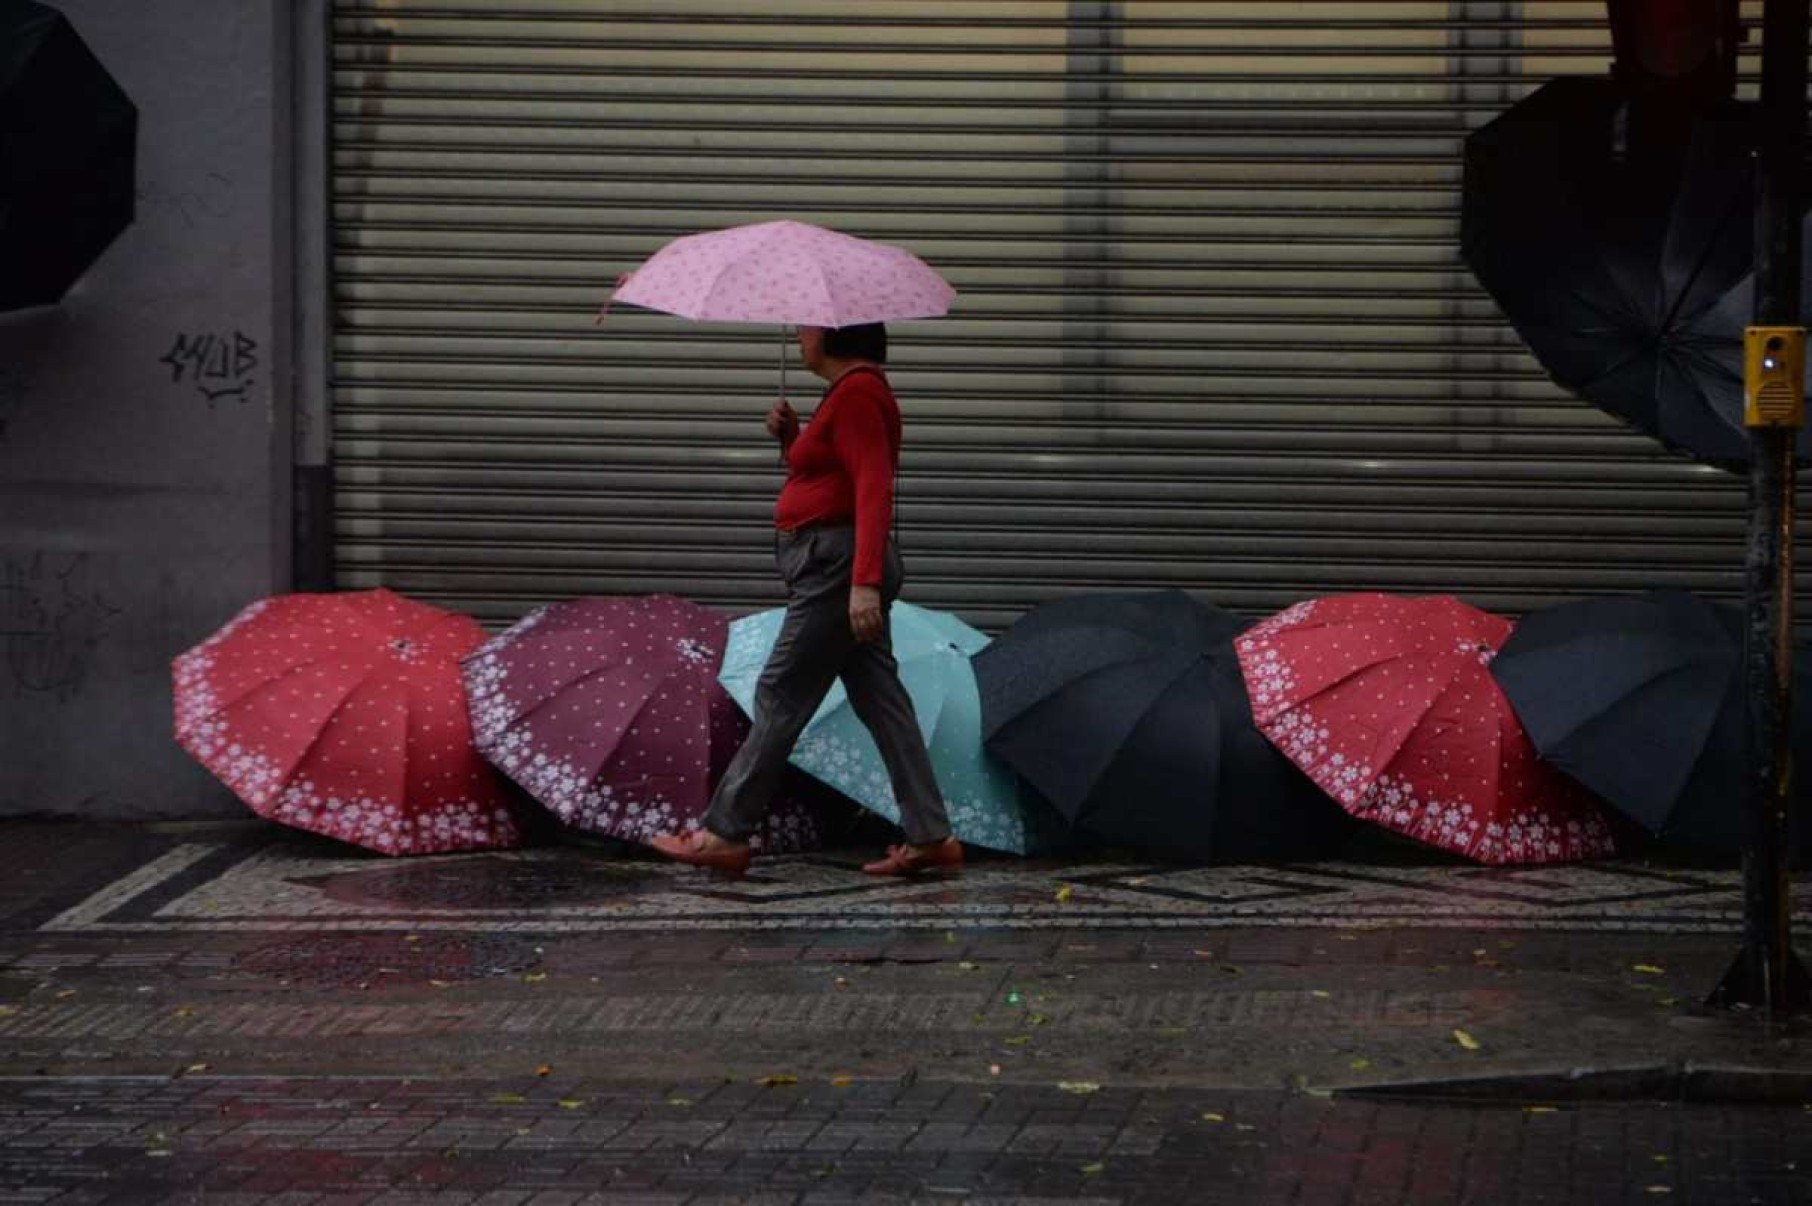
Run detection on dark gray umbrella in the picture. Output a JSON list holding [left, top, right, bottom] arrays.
[[1, 0, 137, 311], [1462, 76, 1812, 467], [973, 590, 1353, 862], [1490, 589, 1811, 853]]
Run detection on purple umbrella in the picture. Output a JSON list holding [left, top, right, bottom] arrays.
[[463, 595, 823, 852]]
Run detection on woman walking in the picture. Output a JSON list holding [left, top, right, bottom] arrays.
[[651, 322, 962, 880]]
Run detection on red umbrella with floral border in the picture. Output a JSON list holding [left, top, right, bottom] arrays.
[[172, 588, 522, 855], [1235, 593, 1616, 865]]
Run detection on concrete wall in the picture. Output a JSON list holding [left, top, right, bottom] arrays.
[[0, 0, 295, 818]]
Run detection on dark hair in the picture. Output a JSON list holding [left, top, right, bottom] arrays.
[[822, 322, 887, 364]]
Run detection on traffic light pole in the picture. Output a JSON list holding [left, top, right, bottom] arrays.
[[1712, 0, 1812, 1017]]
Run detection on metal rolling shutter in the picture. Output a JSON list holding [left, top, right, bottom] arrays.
[[330, 1, 1797, 631]]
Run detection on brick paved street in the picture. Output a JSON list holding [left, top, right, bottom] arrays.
[[4, 821, 1811, 1203], [2, 1074, 1810, 1205]]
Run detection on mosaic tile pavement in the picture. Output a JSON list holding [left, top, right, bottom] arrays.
[[36, 838, 1812, 935]]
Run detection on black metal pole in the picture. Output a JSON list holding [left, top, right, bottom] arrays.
[[1713, 0, 1812, 1017]]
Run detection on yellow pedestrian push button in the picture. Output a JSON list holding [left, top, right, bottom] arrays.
[[1744, 325, 1806, 428]]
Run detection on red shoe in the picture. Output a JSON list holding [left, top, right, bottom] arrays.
[[862, 837, 964, 878], [649, 831, 752, 879]]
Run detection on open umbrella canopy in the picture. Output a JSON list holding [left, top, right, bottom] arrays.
[[1237, 594, 1616, 865], [610, 220, 955, 328], [974, 590, 1353, 862], [172, 589, 521, 856], [1490, 589, 1812, 853], [1462, 76, 1811, 466], [464, 595, 824, 853], [1, 0, 136, 310], [719, 601, 1059, 855]]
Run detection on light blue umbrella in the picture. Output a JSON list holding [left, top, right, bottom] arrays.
[[719, 602, 1059, 855]]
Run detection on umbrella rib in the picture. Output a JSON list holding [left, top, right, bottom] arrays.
[[1659, 181, 1750, 331], [192, 648, 341, 718], [276, 670, 396, 800], [1520, 656, 1729, 760]]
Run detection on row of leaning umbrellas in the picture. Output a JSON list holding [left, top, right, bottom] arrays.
[[171, 584, 1809, 865], [170, 214, 1810, 866]]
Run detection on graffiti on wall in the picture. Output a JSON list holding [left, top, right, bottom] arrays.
[[0, 552, 122, 699], [160, 330, 257, 406]]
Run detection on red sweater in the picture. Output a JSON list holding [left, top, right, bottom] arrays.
[[773, 366, 901, 587]]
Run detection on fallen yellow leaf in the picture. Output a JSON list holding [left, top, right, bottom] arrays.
[[1453, 1029, 1482, 1051], [1645, 1187, 1673, 1196], [173, 1008, 194, 1018], [756, 1074, 798, 1088], [1055, 885, 1074, 904], [1004, 1036, 1031, 1046], [185, 1063, 209, 1074], [1524, 1105, 1559, 1114], [491, 1093, 527, 1104], [958, 961, 981, 971], [1633, 964, 1666, 975], [1058, 1081, 1101, 1095], [1310, 990, 1332, 999], [1349, 1058, 1372, 1072], [523, 972, 547, 984], [668, 1097, 692, 1107], [830, 1076, 853, 1088], [1080, 1162, 1105, 1175], [556, 1098, 585, 1110], [1201, 1112, 1225, 1123]]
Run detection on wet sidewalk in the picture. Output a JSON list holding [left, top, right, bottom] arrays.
[[3, 819, 1810, 1203]]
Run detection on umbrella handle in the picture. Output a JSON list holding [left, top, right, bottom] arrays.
[[777, 325, 789, 468]]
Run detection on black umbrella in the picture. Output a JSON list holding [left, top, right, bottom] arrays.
[[1490, 589, 1811, 853], [973, 590, 1353, 862], [1462, 76, 1812, 466], [1, 0, 138, 311]]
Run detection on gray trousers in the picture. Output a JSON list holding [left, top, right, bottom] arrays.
[[705, 525, 952, 847]]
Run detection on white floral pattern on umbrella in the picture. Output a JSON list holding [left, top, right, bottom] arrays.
[[1235, 594, 1616, 865], [463, 595, 821, 853], [172, 589, 521, 856], [719, 602, 1060, 855]]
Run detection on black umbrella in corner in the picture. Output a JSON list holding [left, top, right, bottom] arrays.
[[973, 590, 1353, 863], [1, 0, 138, 311], [1462, 76, 1812, 467], [1490, 589, 1811, 854]]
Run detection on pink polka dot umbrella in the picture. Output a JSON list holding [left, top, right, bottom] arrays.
[[1235, 593, 1617, 865], [462, 594, 826, 854], [606, 220, 955, 401], [610, 220, 955, 328], [172, 588, 524, 856]]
